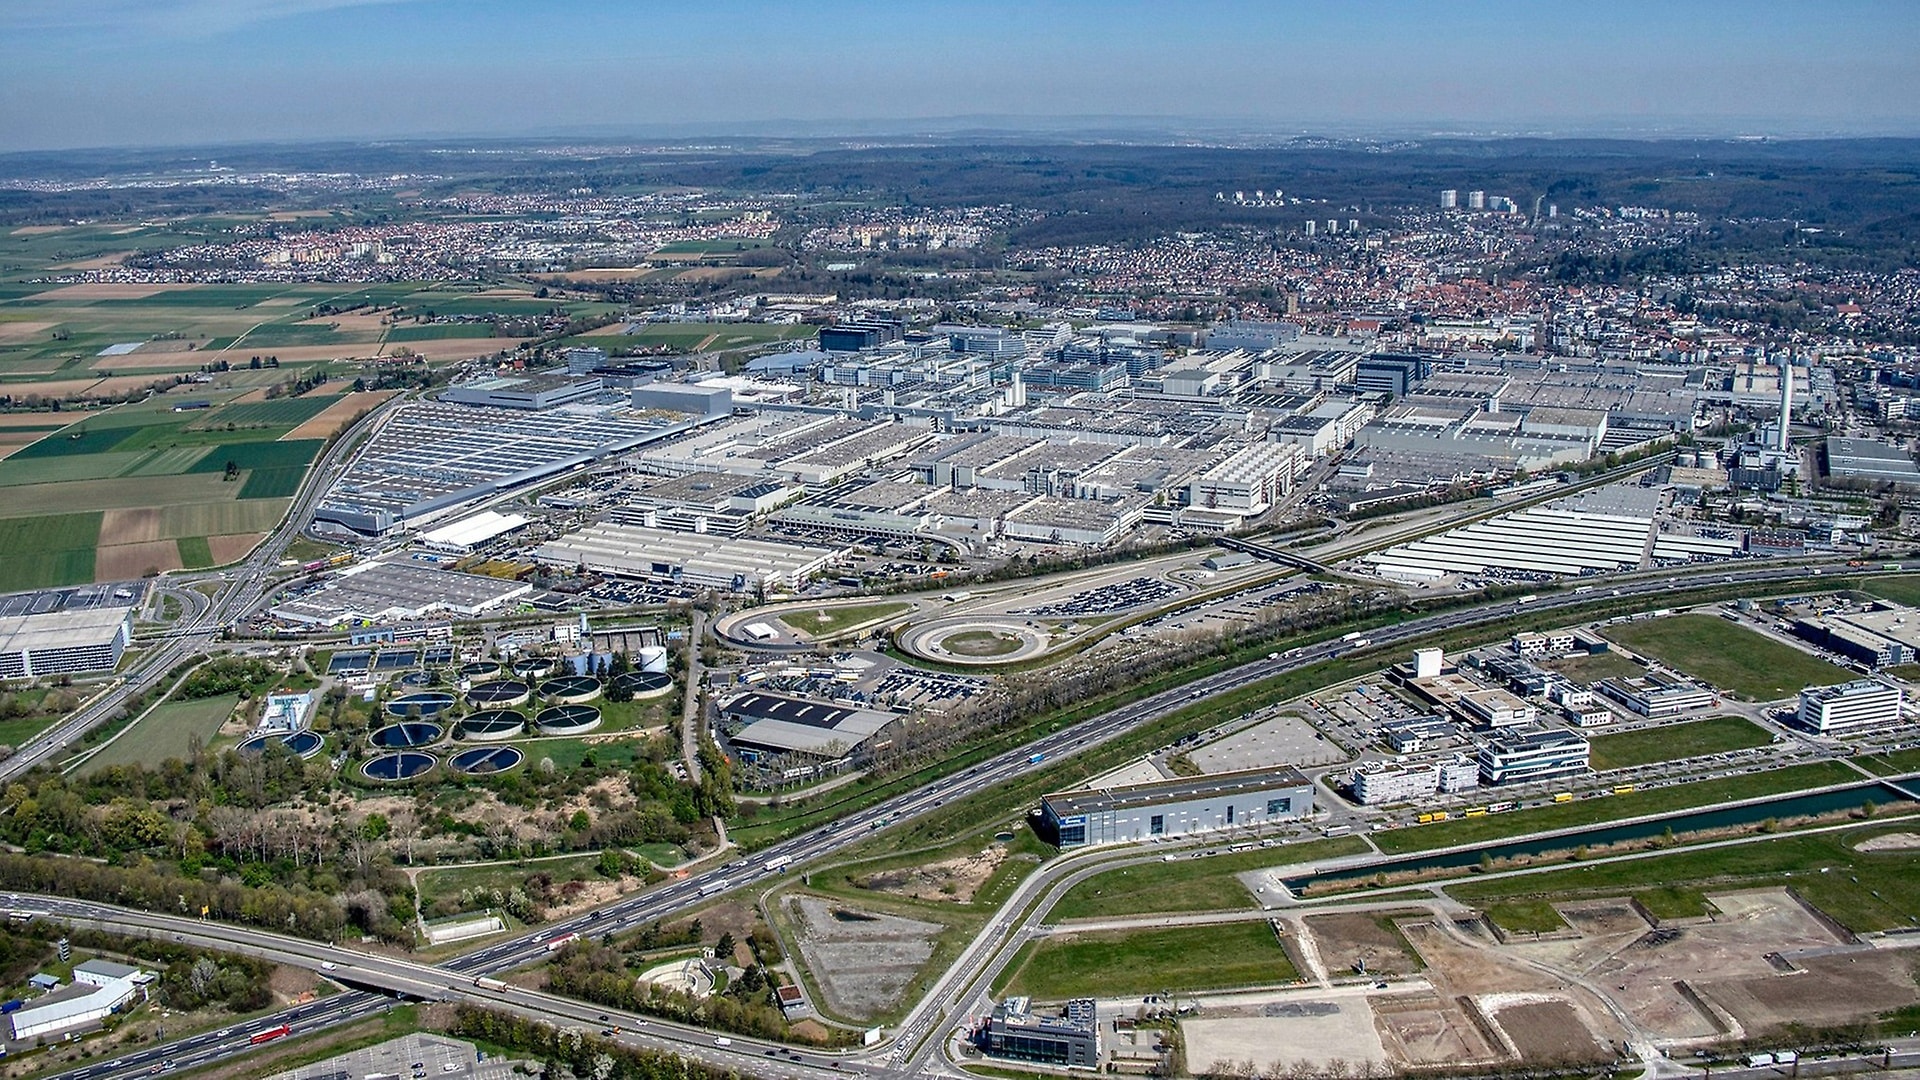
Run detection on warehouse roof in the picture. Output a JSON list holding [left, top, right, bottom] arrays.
[[1042, 764, 1311, 818]]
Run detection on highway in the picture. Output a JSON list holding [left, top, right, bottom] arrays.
[[22, 555, 1903, 1079]]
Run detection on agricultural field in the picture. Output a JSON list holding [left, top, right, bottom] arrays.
[[1587, 715, 1773, 771], [995, 921, 1300, 1000], [1604, 613, 1852, 700], [81, 693, 239, 774], [0, 390, 320, 587]]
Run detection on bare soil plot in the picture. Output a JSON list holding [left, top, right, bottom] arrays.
[[1487, 998, 1607, 1064], [1556, 901, 1651, 938], [100, 507, 166, 545], [853, 843, 1008, 904], [1581, 888, 1846, 1042], [389, 337, 527, 361], [1700, 948, 1920, 1036], [283, 389, 397, 441], [95, 539, 183, 579], [0, 320, 56, 343], [9, 225, 68, 235], [2, 377, 105, 398], [0, 415, 77, 428], [1303, 912, 1425, 977], [51, 252, 133, 271], [1185, 1001, 1388, 1077], [784, 895, 941, 1021], [89, 353, 211, 371], [303, 312, 389, 333], [1372, 991, 1499, 1067], [207, 532, 266, 564]]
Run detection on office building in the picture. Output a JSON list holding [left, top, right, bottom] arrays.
[[1412, 648, 1444, 679], [1440, 190, 1459, 209], [1350, 755, 1478, 805], [1796, 679, 1903, 735], [1478, 729, 1590, 785], [0, 607, 134, 679], [1355, 353, 1432, 397], [1041, 765, 1313, 848], [819, 319, 904, 352], [977, 997, 1098, 1068], [1467, 191, 1487, 210], [1595, 672, 1716, 717]]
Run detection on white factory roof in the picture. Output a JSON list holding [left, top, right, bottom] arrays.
[[0, 607, 130, 654], [418, 510, 530, 549]]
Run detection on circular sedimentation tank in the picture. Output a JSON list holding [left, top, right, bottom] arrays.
[[236, 731, 325, 758], [282, 731, 324, 757], [450, 746, 523, 776], [362, 751, 435, 782], [535, 704, 602, 736], [371, 722, 443, 748], [612, 671, 674, 698], [511, 657, 555, 680], [457, 709, 526, 742], [466, 679, 530, 708], [460, 660, 503, 681], [397, 671, 433, 688], [385, 691, 456, 719], [539, 674, 602, 704]]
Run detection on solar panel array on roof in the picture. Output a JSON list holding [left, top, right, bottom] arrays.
[[724, 691, 856, 729]]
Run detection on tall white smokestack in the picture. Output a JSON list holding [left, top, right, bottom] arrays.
[[1777, 358, 1792, 452]]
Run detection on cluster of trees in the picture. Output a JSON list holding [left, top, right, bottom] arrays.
[[450, 1005, 740, 1080], [544, 938, 831, 1045], [179, 656, 277, 699], [0, 850, 350, 941]]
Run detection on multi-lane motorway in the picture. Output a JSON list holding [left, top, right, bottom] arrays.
[[21, 554, 1900, 1079]]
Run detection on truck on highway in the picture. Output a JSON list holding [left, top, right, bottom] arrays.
[[1515, 594, 1539, 605], [544, 932, 580, 952], [249, 1024, 292, 1045], [1340, 631, 1364, 642], [1028, 753, 1046, 764], [1745, 1053, 1774, 1068], [473, 977, 506, 992], [698, 878, 731, 897], [762, 854, 793, 873]]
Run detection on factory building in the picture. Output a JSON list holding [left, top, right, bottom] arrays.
[[718, 691, 900, 763], [440, 372, 606, 410], [1349, 755, 1479, 805], [632, 383, 734, 417], [976, 997, 1099, 1069], [1796, 679, 1904, 735], [534, 522, 846, 591], [7, 962, 145, 1043], [1184, 442, 1301, 516], [0, 607, 134, 679], [1040, 765, 1313, 848], [1478, 729, 1590, 785], [269, 562, 532, 627]]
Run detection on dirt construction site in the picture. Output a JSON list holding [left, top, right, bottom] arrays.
[[1177, 889, 1920, 1074]]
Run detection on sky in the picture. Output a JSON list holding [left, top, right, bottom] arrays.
[[3, 0, 1918, 151]]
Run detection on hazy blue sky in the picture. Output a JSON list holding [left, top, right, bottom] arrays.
[[4, 0, 1918, 150]]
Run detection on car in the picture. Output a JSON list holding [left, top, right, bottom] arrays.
[[321, 961, 337, 970], [598, 1014, 610, 1021]]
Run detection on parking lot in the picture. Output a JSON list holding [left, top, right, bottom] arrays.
[[1015, 575, 1183, 617], [267, 1033, 507, 1080]]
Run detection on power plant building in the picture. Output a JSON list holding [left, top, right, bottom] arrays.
[[1041, 765, 1313, 848]]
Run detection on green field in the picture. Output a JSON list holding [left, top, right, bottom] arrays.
[[1605, 613, 1851, 700], [1588, 715, 1773, 771], [187, 438, 322, 474], [996, 921, 1299, 1000], [238, 466, 309, 499], [1370, 761, 1862, 855], [82, 694, 238, 774], [1049, 836, 1370, 920], [1446, 822, 1920, 934], [415, 852, 610, 915], [208, 395, 340, 427], [1483, 900, 1567, 934], [651, 238, 775, 256], [1539, 649, 1646, 684], [776, 602, 913, 637], [1856, 747, 1920, 777], [0, 512, 100, 590], [176, 536, 214, 568], [1860, 576, 1920, 607], [202, 324, 359, 350]]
